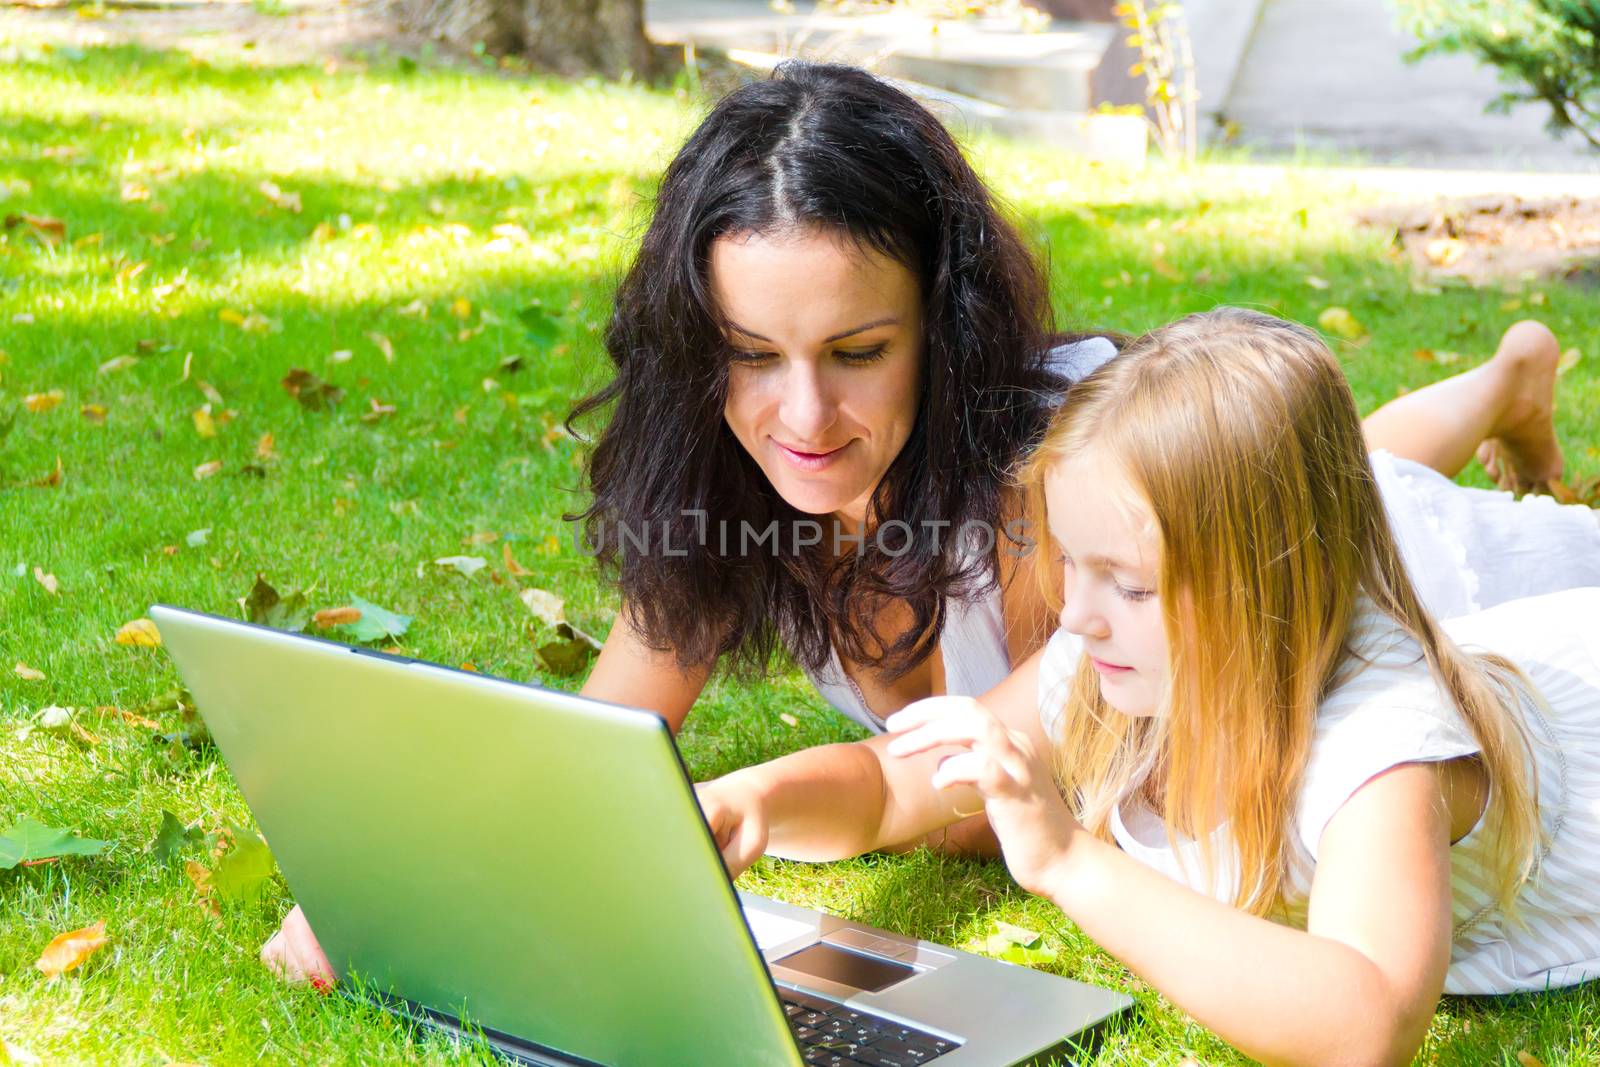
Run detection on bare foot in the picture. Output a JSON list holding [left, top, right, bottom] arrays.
[[1474, 320, 1565, 494]]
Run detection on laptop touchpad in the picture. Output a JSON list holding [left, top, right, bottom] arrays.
[[774, 942, 915, 993]]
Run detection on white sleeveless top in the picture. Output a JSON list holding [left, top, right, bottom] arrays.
[[798, 337, 1120, 731], [797, 336, 1600, 734], [1037, 589, 1600, 996]]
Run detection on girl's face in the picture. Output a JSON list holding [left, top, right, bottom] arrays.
[[712, 227, 923, 529], [1044, 456, 1169, 716]]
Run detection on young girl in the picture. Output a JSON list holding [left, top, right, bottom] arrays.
[[696, 308, 1600, 1065]]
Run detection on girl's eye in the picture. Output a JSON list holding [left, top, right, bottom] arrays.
[[729, 349, 775, 365], [1116, 584, 1154, 603], [836, 345, 888, 364]]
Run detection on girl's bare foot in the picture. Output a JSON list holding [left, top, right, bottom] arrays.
[[1475, 320, 1565, 494]]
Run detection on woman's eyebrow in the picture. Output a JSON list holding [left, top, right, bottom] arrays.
[[725, 317, 900, 344]]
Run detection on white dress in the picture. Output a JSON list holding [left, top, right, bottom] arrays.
[[1037, 590, 1600, 995], [801, 337, 1600, 733]]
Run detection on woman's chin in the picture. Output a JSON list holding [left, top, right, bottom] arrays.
[[768, 476, 864, 520]]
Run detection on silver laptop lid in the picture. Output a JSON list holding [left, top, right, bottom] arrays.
[[150, 604, 802, 1067]]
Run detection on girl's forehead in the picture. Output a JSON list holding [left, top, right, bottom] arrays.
[[1044, 454, 1160, 561]]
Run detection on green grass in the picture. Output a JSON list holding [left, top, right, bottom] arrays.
[[2, 33, 1598, 1066]]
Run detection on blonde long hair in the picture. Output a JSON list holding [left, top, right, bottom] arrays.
[[1019, 308, 1543, 919]]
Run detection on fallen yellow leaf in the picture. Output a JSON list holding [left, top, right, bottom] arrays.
[[33, 567, 58, 595], [24, 390, 64, 414], [366, 332, 394, 364], [29, 456, 63, 488], [451, 297, 472, 320], [256, 432, 276, 460], [192, 406, 216, 438], [3, 213, 66, 247], [218, 308, 246, 327], [115, 618, 162, 647], [185, 860, 221, 919], [193, 460, 222, 480], [313, 606, 362, 628], [34, 920, 109, 976], [80, 404, 108, 424], [503, 542, 532, 577], [1557, 347, 1582, 375], [13, 662, 45, 681], [1317, 306, 1368, 343], [98, 355, 138, 375]]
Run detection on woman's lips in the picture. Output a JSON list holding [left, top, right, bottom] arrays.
[[773, 439, 849, 471], [1089, 656, 1133, 676]]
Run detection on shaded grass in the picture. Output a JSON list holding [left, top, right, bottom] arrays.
[[1, 31, 1597, 1066]]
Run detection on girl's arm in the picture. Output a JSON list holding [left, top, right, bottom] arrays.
[[580, 598, 714, 735], [696, 646, 1048, 876], [890, 703, 1457, 1067], [1038, 762, 1453, 1067]]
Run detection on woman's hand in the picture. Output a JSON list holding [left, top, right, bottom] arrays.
[[885, 696, 1081, 896], [695, 776, 770, 881], [260, 904, 336, 989]]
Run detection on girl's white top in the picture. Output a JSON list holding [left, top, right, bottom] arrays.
[[1038, 588, 1600, 995], [801, 336, 1600, 736]]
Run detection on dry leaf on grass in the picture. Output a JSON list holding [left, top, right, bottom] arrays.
[[1317, 306, 1369, 343], [32, 567, 58, 595], [3, 213, 66, 246], [313, 606, 362, 629], [115, 618, 162, 647], [24, 390, 63, 414], [280, 367, 343, 411], [366, 331, 395, 364], [35, 920, 109, 976], [502, 542, 532, 577], [29, 457, 63, 488]]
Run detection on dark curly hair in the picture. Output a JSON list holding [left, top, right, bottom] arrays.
[[565, 61, 1088, 682]]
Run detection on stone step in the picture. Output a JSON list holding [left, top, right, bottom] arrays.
[[646, 0, 1111, 113], [718, 45, 1147, 166]]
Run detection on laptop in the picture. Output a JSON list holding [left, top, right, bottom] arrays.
[[150, 603, 1132, 1067]]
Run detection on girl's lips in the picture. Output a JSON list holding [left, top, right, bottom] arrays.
[[1089, 656, 1133, 676], [773, 439, 849, 471]]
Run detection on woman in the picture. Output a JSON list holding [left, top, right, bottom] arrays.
[[262, 61, 1599, 983]]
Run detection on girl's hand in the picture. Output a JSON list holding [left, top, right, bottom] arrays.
[[695, 776, 770, 880], [260, 904, 336, 990], [885, 696, 1080, 896]]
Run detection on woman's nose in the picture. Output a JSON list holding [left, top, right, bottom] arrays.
[[777, 360, 838, 443]]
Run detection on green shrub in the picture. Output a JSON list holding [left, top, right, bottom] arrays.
[[1397, 0, 1600, 150]]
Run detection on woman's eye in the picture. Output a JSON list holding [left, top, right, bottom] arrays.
[[836, 345, 887, 364], [729, 349, 775, 365], [1116, 584, 1154, 603]]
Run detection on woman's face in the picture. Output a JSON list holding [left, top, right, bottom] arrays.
[[712, 227, 923, 529]]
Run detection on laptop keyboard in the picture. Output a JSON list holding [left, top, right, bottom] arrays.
[[780, 987, 959, 1065]]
